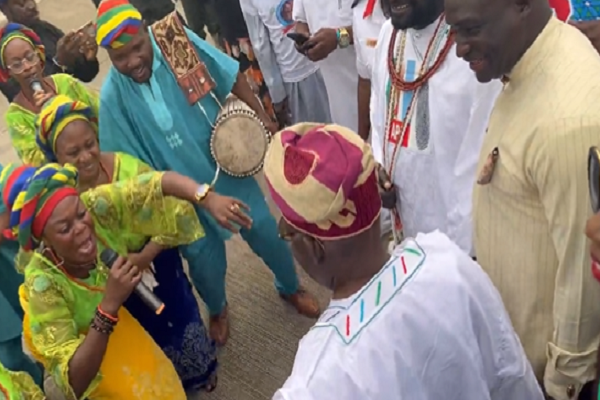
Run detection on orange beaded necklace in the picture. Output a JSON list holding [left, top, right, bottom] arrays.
[[382, 16, 454, 242]]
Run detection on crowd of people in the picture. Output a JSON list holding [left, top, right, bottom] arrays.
[[1, 0, 600, 399]]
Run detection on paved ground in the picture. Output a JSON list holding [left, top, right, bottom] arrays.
[[0, 1, 333, 399]]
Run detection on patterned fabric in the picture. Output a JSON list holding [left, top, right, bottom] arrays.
[[264, 123, 381, 240], [0, 361, 44, 400], [102, 152, 216, 390], [99, 25, 301, 315], [0, 24, 45, 83], [549, 0, 600, 21], [7, 73, 100, 167], [36, 95, 98, 162], [1, 163, 78, 251], [221, 37, 275, 119], [96, 0, 143, 49], [19, 171, 203, 399]]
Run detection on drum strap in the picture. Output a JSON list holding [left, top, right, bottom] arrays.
[[150, 12, 217, 105]]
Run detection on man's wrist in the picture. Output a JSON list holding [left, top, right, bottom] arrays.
[[52, 56, 67, 71], [337, 27, 350, 48]]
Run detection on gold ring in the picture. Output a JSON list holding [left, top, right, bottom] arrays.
[[230, 204, 239, 213]]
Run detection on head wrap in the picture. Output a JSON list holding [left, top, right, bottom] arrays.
[[36, 95, 99, 162], [0, 23, 45, 82], [264, 123, 381, 240], [96, 0, 143, 49], [1, 163, 79, 251]]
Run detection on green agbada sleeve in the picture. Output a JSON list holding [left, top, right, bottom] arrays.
[[81, 171, 204, 253]]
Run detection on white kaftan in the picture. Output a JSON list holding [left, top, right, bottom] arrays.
[[370, 19, 502, 255], [292, 0, 359, 131], [274, 231, 544, 400]]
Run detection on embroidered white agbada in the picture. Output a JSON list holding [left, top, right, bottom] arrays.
[[273, 231, 544, 400], [370, 19, 501, 255], [292, 0, 359, 132]]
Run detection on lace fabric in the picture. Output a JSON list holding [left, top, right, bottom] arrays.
[[6, 73, 100, 167], [20, 171, 203, 399], [0, 361, 44, 400], [83, 171, 204, 252]]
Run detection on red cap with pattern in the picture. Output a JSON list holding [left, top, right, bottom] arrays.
[[264, 123, 381, 240]]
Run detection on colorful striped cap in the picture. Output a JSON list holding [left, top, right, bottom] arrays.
[[0, 23, 45, 83], [1, 163, 79, 250], [264, 123, 382, 240], [96, 0, 142, 49], [36, 95, 98, 162]]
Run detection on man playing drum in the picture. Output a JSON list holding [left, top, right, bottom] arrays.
[[95, 0, 320, 345]]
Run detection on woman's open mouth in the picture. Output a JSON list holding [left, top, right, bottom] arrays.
[[78, 235, 97, 257]]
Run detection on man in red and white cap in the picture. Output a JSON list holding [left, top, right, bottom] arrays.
[[264, 123, 543, 400]]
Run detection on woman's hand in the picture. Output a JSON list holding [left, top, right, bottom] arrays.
[[126, 252, 154, 271], [33, 90, 53, 108], [126, 241, 163, 271], [101, 256, 142, 314], [203, 192, 253, 232]]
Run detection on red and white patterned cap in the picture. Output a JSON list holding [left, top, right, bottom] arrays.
[[264, 123, 381, 240]]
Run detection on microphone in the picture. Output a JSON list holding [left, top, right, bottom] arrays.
[[29, 79, 43, 94], [100, 248, 165, 315]]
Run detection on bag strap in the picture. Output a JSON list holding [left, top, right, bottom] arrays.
[[150, 12, 217, 105]]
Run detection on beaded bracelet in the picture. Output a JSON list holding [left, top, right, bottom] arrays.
[[91, 315, 114, 334], [95, 311, 118, 328], [96, 306, 118, 323], [90, 321, 113, 335]]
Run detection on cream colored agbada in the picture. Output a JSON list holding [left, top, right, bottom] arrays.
[[473, 17, 600, 400]]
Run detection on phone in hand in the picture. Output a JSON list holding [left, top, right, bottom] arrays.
[[588, 146, 600, 213], [287, 32, 309, 46], [78, 21, 96, 37]]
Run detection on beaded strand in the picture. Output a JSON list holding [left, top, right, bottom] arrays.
[[382, 17, 454, 243]]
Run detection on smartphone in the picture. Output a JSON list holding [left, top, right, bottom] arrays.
[[78, 21, 96, 37], [287, 32, 309, 46], [588, 146, 600, 213]]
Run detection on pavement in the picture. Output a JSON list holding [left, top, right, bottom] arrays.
[[0, 2, 333, 400]]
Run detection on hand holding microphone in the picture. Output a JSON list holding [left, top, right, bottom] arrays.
[[100, 249, 165, 316], [29, 79, 52, 108]]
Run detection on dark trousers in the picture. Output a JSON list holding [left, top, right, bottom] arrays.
[[178, 0, 220, 40], [578, 381, 595, 400]]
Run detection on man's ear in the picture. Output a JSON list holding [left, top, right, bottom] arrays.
[[305, 235, 325, 264]]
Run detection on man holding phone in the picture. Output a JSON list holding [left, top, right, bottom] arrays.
[[292, 0, 359, 132], [0, 0, 99, 102], [239, 0, 331, 126]]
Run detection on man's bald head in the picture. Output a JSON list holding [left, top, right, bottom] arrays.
[[445, 0, 552, 82]]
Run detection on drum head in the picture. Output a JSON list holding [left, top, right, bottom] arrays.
[[211, 114, 269, 177]]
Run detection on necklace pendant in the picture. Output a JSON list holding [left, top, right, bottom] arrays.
[[389, 119, 403, 144], [477, 147, 499, 185]]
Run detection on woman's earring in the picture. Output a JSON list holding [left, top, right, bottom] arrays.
[[41, 246, 65, 268]]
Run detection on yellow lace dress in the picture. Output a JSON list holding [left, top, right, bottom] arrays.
[[0, 361, 44, 400], [19, 172, 203, 399]]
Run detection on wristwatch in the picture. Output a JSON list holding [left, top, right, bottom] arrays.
[[52, 56, 67, 72], [194, 184, 212, 204], [337, 27, 350, 49]]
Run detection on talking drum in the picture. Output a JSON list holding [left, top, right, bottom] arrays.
[[211, 96, 271, 178]]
